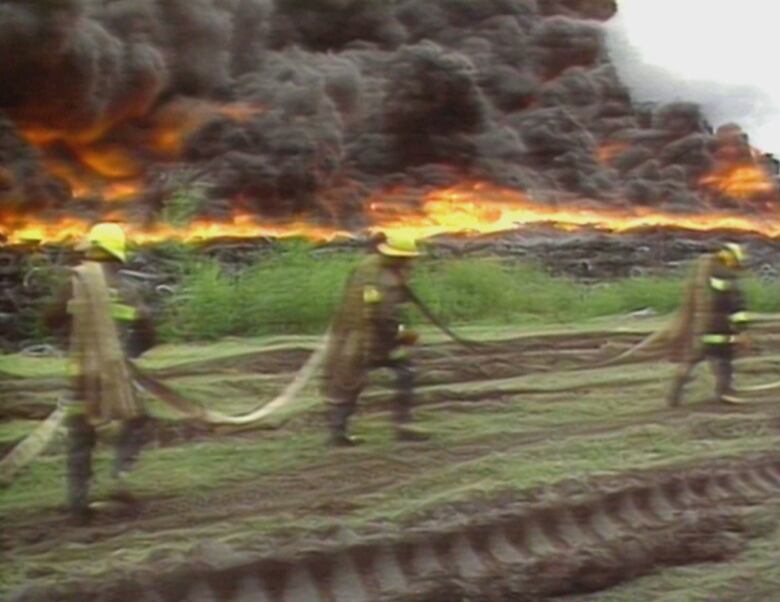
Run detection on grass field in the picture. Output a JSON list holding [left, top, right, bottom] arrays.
[[150, 244, 780, 342], [4, 313, 780, 598]]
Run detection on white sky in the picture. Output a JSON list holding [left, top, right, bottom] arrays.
[[608, 0, 780, 153]]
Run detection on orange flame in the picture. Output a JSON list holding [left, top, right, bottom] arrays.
[[20, 124, 143, 201], [43, 159, 93, 198], [388, 184, 780, 238], [5, 182, 780, 247], [74, 144, 141, 179], [0, 212, 347, 246], [699, 165, 776, 199], [214, 102, 266, 123], [17, 99, 266, 205], [0, 213, 96, 245], [39, 156, 141, 202], [596, 141, 629, 165], [103, 180, 142, 202], [19, 122, 112, 147], [151, 99, 265, 156]]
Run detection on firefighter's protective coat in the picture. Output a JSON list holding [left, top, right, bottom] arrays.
[[69, 261, 142, 423]]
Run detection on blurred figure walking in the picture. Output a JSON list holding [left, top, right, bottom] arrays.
[[323, 232, 429, 446], [46, 223, 155, 523], [666, 242, 750, 406]]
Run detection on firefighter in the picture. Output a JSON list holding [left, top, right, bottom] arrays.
[[323, 232, 429, 446], [45, 223, 155, 523], [666, 242, 749, 406]]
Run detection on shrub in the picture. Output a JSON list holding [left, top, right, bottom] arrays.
[[160, 244, 359, 340], [159, 246, 780, 342]]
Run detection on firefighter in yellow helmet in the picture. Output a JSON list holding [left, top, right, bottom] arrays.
[[322, 232, 429, 446], [666, 242, 749, 406], [45, 223, 155, 523]]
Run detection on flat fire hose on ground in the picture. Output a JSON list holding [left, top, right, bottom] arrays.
[[0, 404, 67, 486], [129, 338, 327, 425], [720, 395, 750, 404], [733, 379, 780, 394], [719, 378, 780, 404], [0, 336, 328, 485]]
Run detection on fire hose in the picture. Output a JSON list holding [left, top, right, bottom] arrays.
[[0, 335, 328, 486], [0, 293, 474, 487], [128, 337, 327, 426], [721, 377, 780, 403], [6, 309, 780, 485]]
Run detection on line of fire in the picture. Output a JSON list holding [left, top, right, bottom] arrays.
[[2, 118, 780, 244]]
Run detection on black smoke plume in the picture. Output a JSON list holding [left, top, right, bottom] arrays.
[[0, 0, 776, 233]]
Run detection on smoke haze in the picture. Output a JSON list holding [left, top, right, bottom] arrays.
[[608, 0, 780, 154], [0, 0, 776, 236]]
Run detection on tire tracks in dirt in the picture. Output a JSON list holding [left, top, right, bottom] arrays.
[[5, 397, 778, 563], [6, 328, 780, 599], [12, 453, 780, 601]]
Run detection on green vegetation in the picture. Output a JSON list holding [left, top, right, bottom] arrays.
[[159, 243, 360, 340], [11, 240, 780, 346], [4, 324, 780, 592], [8, 253, 68, 344], [5, 248, 780, 595], [158, 243, 780, 341]]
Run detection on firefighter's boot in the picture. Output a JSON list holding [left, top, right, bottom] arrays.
[[713, 358, 734, 403], [392, 362, 429, 442], [66, 414, 96, 524], [113, 415, 147, 477], [329, 403, 361, 447], [666, 380, 684, 408], [107, 416, 148, 505], [667, 362, 694, 407]]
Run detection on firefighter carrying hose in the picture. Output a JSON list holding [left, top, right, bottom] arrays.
[[323, 232, 431, 446], [666, 242, 750, 406], [45, 223, 155, 523]]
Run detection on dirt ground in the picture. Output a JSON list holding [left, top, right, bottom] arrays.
[[3, 317, 780, 600]]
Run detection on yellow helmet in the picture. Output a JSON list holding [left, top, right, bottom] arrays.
[[79, 222, 127, 262], [718, 242, 745, 269], [377, 232, 421, 257]]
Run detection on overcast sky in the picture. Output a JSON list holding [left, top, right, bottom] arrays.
[[608, 0, 780, 153]]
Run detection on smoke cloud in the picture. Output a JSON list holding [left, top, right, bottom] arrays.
[[0, 0, 775, 233], [607, 0, 780, 155]]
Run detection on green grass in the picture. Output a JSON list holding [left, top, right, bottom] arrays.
[[157, 244, 780, 342], [12, 241, 780, 345], [159, 243, 360, 340], [5, 320, 780, 593]]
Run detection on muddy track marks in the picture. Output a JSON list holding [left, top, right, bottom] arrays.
[[13, 454, 780, 602], [0, 410, 710, 549], [7, 395, 780, 561]]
